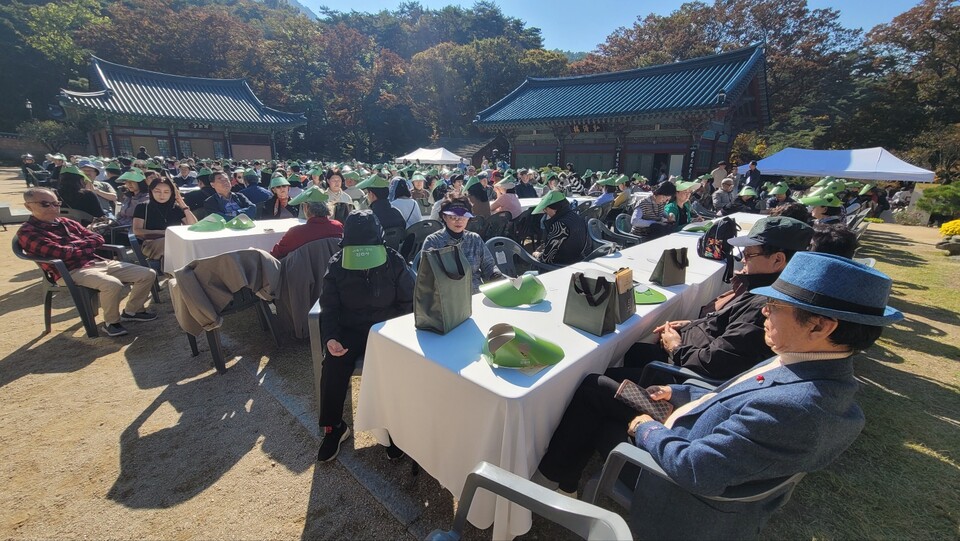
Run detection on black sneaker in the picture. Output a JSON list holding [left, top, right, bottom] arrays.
[[317, 422, 351, 463], [384, 437, 404, 460], [121, 311, 158, 322], [102, 323, 128, 337]]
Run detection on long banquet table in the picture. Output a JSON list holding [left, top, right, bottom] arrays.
[[162, 217, 302, 273], [353, 230, 733, 539]]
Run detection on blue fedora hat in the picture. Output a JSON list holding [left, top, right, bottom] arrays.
[[752, 252, 903, 327]]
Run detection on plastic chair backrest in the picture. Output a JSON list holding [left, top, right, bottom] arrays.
[[426, 461, 632, 541], [484, 211, 511, 240], [586, 218, 608, 248], [401, 219, 443, 261], [465, 215, 486, 235], [615, 213, 631, 234], [584, 243, 618, 261], [484, 236, 560, 276], [383, 226, 405, 250]]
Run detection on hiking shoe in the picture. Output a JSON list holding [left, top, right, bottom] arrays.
[[384, 442, 405, 460], [102, 323, 128, 337], [121, 311, 158, 322], [317, 422, 351, 463]]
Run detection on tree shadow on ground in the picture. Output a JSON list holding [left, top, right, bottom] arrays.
[[106, 366, 315, 509], [0, 322, 126, 388], [857, 240, 925, 267], [763, 350, 960, 540]]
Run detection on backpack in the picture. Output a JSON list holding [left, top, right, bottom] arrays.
[[697, 217, 740, 283]]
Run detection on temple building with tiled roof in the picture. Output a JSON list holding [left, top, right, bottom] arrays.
[[59, 57, 306, 159], [474, 44, 769, 178]]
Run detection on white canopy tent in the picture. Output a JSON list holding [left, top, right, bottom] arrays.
[[393, 147, 464, 165], [736, 147, 935, 182]]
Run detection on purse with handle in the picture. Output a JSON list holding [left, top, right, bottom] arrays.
[[563, 270, 618, 336], [649, 247, 689, 287], [414, 245, 473, 334]]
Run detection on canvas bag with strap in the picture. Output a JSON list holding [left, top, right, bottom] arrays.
[[414, 245, 473, 334], [697, 217, 740, 283], [649, 247, 689, 287], [563, 270, 618, 336]]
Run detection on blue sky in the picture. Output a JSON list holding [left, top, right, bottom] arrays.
[[299, 0, 921, 52]]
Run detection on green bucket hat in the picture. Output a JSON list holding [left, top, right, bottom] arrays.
[[356, 174, 388, 189], [463, 176, 481, 191], [479, 274, 547, 307], [342, 170, 362, 182], [289, 185, 329, 205], [481, 323, 565, 369], [51, 153, 66, 161], [583, 169, 594, 178], [188, 213, 227, 232], [800, 193, 843, 208], [105, 161, 122, 172], [145, 160, 162, 171], [243, 169, 260, 181], [543, 171, 558, 181], [859, 184, 875, 196], [225, 214, 256, 230], [738, 186, 758, 197], [532, 190, 566, 214], [117, 170, 146, 183], [306, 167, 324, 177], [675, 180, 700, 192], [197, 167, 213, 177], [269, 176, 290, 189], [411, 173, 427, 183], [633, 285, 667, 305], [60, 164, 85, 177], [768, 183, 789, 196]]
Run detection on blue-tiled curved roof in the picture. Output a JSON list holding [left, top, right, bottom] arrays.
[[476, 44, 764, 127], [59, 57, 305, 127]]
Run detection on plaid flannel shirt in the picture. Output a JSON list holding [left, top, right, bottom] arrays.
[[17, 216, 104, 282]]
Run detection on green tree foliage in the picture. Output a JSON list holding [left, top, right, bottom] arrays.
[[917, 182, 960, 219], [20, 0, 108, 69], [16, 120, 84, 153]]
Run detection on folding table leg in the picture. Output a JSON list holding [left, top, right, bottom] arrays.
[[206, 330, 227, 374], [187, 333, 199, 356]]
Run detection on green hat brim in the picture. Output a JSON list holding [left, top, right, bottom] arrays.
[[463, 176, 481, 191], [479, 275, 547, 307], [532, 190, 566, 214], [482, 323, 565, 368], [289, 186, 329, 205], [799, 194, 842, 208], [269, 177, 291, 189], [225, 214, 256, 230], [342, 245, 387, 270], [675, 180, 699, 191], [356, 175, 388, 189], [633, 286, 667, 305], [118, 171, 146, 183], [768, 185, 789, 196], [859, 184, 874, 196], [188, 213, 227, 232], [738, 186, 758, 197]]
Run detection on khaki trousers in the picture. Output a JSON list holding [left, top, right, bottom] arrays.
[[67, 260, 156, 325]]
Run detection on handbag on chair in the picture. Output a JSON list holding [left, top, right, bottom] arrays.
[[649, 247, 689, 287], [563, 270, 618, 336], [414, 245, 473, 334]]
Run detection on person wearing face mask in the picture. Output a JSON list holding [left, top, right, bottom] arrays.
[[421, 196, 503, 293]]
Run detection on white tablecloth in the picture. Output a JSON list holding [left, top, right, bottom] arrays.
[[163, 218, 301, 272], [517, 196, 595, 210], [354, 231, 729, 539]]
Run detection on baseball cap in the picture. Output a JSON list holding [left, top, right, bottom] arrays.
[[727, 216, 814, 252]]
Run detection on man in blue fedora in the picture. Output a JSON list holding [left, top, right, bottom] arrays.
[[534, 252, 902, 539]]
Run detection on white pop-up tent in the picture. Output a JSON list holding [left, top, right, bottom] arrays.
[[394, 147, 464, 165], [737, 147, 935, 182]]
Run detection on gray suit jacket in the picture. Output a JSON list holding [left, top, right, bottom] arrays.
[[631, 356, 864, 540]]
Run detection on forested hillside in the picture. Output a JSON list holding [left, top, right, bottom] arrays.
[[1, 0, 957, 180]]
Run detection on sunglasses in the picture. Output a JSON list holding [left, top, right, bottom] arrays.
[[30, 200, 62, 208]]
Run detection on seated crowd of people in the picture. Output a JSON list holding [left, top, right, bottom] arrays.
[[16, 152, 901, 537]]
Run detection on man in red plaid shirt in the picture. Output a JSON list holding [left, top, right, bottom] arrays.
[[17, 188, 157, 337]]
